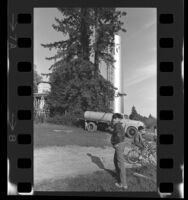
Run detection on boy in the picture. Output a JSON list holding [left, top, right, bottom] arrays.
[[133, 126, 146, 160], [109, 113, 128, 190]]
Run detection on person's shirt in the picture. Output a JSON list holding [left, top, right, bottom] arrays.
[[110, 122, 125, 146]]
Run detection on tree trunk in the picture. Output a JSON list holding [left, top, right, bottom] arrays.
[[80, 8, 90, 61], [94, 8, 99, 75]]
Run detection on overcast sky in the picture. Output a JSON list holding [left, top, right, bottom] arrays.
[[34, 8, 156, 117]]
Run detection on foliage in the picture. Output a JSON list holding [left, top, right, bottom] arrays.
[[46, 113, 80, 126], [46, 58, 115, 115], [41, 8, 126, 71], [129, 106, 157, 129], [41, 8, 93, 66], [129, 106, 138, 120], [34, 65, 43, 93], [41, 8, 126, 115], [90, 8, 126, 73], [144, 114, 157, 130]]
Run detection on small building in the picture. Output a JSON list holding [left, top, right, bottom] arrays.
[[38, 82, 51, 94], [34, 82, 51, 122]]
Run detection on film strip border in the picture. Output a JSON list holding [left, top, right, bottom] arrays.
[[157, 3, 183, 196], [158, 13, 175, 194], [7, 0, 183, 197], [8, 3, 33, 194]]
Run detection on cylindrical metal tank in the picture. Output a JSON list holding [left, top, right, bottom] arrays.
[[84, 111, 113, 122], [114, 34, 122, 113]]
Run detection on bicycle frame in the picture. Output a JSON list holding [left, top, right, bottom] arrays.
[[126, 142, 156, 166]]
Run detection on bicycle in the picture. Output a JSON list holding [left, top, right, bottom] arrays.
[[126, 141, 156, 166]]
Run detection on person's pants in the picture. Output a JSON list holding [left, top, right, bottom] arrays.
[[113, 141, 127, 186]]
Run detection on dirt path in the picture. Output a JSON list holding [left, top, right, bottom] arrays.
[[34, 145, 136, 186]]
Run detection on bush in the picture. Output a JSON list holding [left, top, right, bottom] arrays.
[[46, 113, 82, 127], [34, 112, 48, 124]]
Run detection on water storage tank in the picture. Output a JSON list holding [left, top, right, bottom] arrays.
[[84, 111, 113, 123], [114, 34, 122, 113]]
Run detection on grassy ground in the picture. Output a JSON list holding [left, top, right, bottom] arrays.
[[34, 123, 155, 148], [34, 123, 157, 192], [35, 165, 156, 192], [34, 123, 111, 148]]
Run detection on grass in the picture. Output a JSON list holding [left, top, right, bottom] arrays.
[[34, 123, 157, 192], [34, 123, 154, 148], [34, 123, 111, 148], [35, 164, 156, 192]]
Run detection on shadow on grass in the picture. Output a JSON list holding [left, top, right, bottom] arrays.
[[87, 153, 118, 181]]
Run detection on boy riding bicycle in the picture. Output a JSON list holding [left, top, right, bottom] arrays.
[[132, 126, 147, 160]]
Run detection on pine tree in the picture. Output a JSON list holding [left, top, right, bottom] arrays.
[[41, 8, 126, 71], [129, 106, 138, 120], [41, 8, 126, 115], [148, 114, 154, 119], [91, 8, 126, 74], [129, 106, 157, 129]]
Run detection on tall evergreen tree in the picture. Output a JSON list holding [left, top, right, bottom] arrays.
[[41, 8, 126, 114], [41, 8, 126, 71], [129, 106, 139, 120], [91, 8, 126, 73], [41, 8, 92, 66]]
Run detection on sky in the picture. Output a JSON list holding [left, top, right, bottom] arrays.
[[34, 8, 157, 117]]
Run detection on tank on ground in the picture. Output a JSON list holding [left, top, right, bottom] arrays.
[[84, 111, 113, 123]]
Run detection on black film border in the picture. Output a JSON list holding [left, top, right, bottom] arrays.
[[7, 0, 184, 197]]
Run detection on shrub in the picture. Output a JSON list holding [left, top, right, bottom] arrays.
[[46, 113, 82, 127], [34, 112, 48, 124]]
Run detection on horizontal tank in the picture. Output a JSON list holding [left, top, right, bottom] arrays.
[[84, 111, 113, 123]]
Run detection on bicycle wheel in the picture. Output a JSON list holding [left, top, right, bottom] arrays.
[[127, 149, 140, 164]]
